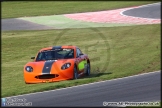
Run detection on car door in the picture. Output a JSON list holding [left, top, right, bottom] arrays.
[[76, 48, 87, 74]]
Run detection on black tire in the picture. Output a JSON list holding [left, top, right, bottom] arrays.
[[86, 63, 90, 76], [73, 66, 78, 79]]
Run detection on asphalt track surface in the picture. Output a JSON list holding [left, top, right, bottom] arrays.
[[122, 3, 160, 19], [4, 71, 161, 107], [1, 18, 54, 31], [1, 2, 161, 31]]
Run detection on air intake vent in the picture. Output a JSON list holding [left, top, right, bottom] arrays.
[[35, 74, 59, 79]]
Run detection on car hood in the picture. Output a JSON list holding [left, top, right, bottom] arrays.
[[24, 59, 75, 74]]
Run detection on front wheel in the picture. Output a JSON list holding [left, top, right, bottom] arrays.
[[86, 63, 90, 76], [73, 66, 78, 79]]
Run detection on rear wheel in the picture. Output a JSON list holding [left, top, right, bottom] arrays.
[[73, 66, 78, 79], [86, 63, 90, 76]]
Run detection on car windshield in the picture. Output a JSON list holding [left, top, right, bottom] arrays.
[[36, 48, 74, 61]]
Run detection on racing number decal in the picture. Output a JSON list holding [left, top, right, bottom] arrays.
[[78, 60, 87, 71], [76, 48, 87, 71]]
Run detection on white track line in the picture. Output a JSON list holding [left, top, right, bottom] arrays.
[[4, 70, 161, 98], [136, 2, 160, 8], [120, 2, 161, 20]]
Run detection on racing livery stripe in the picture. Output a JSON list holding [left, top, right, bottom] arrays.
[[42, 60, 55, 74], [52, 46, 62, 49]]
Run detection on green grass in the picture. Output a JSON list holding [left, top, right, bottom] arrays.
[[2, 1, 157, 18], [2, 24, 160, 97]]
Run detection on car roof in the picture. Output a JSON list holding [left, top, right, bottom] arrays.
[[39, 45, 78, 52]]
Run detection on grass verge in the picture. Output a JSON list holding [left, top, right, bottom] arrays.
[[2, 24, 160, 97], [2, 1, 157, 18]]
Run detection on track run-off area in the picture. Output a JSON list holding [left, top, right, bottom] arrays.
[[2, 2, 160, 30]]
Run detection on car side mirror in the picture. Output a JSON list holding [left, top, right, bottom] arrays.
[[31, 57, 35, 59]]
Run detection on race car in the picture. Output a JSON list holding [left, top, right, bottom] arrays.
[[24, 45, 90, 84]]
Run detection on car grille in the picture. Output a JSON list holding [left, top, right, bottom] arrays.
[[35, 74, 59, 79]]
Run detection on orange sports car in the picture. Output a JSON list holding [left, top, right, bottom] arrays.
[[24, 45, 90, 84]]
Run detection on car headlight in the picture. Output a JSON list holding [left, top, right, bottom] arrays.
[[25, 66, 33, 72], [61, 63, 71, 70]]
